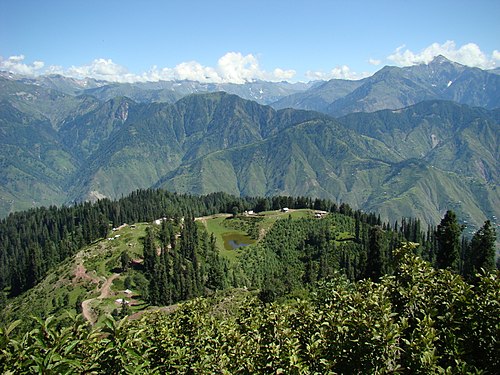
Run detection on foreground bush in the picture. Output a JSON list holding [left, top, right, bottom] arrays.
[[1, 244, 498, 374]]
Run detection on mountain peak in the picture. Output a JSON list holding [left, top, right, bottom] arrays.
[[430, 55, 451, 64], [428, 55, 463, 67]]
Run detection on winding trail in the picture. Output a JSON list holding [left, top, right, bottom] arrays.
[[78, 261, 120, 325], [77, 213, 272, 324], [99, 273, 120, 299], [81, 298, 95, 324]]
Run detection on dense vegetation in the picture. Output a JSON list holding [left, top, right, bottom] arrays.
[[143, 218, 228, 306], [0, 190, 247, 296], [1, 244, 498, 374], [0, 189, 352, 297], [0, 188, 497, 374], [1, 188, 496, 302]]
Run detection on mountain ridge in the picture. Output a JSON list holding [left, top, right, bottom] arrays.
[[3, 55, 499, 114], [0, 63, 498, 232], [271, 56, 500, 116]]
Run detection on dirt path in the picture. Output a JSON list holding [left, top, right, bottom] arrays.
[[80, 266, 120, 325], [74, 263, 100, 284], [99, 273, 119, 299], [81, 298, 95, 323]]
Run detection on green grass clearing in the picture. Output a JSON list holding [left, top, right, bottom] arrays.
[[200, 209, 320, 262]]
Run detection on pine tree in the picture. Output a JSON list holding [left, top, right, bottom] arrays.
[[120, 251, 130, 272], [365, 226, 387, 281], [435, 210, 462, 272], [143, 227, 157, 277], [468, 220, 496, 276], [355, 216, 361, 243], [119, 299, 131, 317]]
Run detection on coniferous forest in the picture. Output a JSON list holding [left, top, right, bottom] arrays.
[[0, 188, 498, 373]]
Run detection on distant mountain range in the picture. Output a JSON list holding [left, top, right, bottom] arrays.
[[1, 70, 316, 106], [273, 55, 500, 116], [3, 55, 498, 115], [0, 57, 498, 233]]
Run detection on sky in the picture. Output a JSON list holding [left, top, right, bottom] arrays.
[[1, 0, 499, 83]]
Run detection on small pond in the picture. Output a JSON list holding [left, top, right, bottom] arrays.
[[222, 233, 254, 250]]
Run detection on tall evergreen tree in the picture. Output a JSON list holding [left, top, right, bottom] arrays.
[[355, 216, 361, 243], [365, 226, 387, 281], [120, 251, 131, 272], [435, 210, 462, 272], [468, 220, 496, 276], [143, 227, 157, 277]]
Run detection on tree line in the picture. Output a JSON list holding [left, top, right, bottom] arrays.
[[0, 188, 496, 302], [142, 217, 227, 306], [0, 189, 348, 297], [137, 207, 496, 309]]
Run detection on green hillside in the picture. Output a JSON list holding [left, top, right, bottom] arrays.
[[155, 100, 498, 230], [65, 96, 500, 231], [1, 208, 325, 330], [0, 184, 497, 373], [0, 101, 78, 213], [0, 223, 149, 329], [338, 100, 499, 182], [0, 76, 99, 128], [67, 92, 322, 201]]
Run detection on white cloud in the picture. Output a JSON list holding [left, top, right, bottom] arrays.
[[8, 55, 24, 63], [33, 61, 45, 70], [0, 52, 297, 84], [138, 52, 295, 83], [170, 61, 220, 82], [44, 65, 65, 75], [270, 67, 296, 81], [305, 65, 370, 81], [387, 41, 498, 69], [217, 52, 260, 83], [5, 43, 496, 85], [66, 58, 134, 81], [493, 50, 500, 62], [0, 55, 45, 75]]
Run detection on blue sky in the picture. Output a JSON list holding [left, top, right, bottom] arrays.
[[1, 0, 499, 83]]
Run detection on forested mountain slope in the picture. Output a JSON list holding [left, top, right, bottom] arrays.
[[0, 71, 498, 232], [0, 100, 78, 214], [338, 100, 499, 183], [151, 99, 498, 230]]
